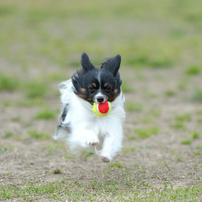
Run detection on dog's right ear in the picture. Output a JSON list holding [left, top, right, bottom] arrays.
[[101, 54, 121, 77], [80, 52, 95, 72]]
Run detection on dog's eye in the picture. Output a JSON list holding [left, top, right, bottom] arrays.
[[105, 86, 111, 93], [89, 86, 95, 93]]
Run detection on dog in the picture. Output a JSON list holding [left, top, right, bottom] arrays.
[[54, 52, 125, 162]]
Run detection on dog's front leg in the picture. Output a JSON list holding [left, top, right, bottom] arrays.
[[100, 131, 123, 163], [67, 126, 99, 154]]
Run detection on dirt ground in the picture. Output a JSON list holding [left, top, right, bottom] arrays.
[[0, 1, 202, 200], [1, 63, 202, 201]]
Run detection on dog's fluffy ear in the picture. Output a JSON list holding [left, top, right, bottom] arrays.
[[80, 52, 95, 72], [101, 54, 121, 77]]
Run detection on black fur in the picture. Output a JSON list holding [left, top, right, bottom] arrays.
[[57, 104, 71, 132], [99, 68, 122, 102], [80, 52, 95, 72], [56, 124, 71, 134], [61, 104, 69, 122], [101, 54, 121, 77], [72, 52, 122, 104]]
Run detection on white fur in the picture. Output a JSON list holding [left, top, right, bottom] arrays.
[[54, 79, 125, 162]]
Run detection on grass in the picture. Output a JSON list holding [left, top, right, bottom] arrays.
[[14, 135, 24, 141], [4, 132, 14, 138], [0, 0, 202, 201], [125, 102, 143, 112], [28, 130, 50, 140], [165, 89, 176, 97], [108, 162, 124, 168], [181, 139, 192, 145], [0, 145, 8, 153], [196, 145, 202, 150], [0, 147, 8, 153], [191, 131, 200, 139], [17, 98, 47, 107], [24, 81, 48, 99], [81, 151, 95, 160], [143, 91, 158, 98], [11, 116, 21, 121], [125, 54, 173, 68], [43, 143, 67, 155], [194, 151, 201, 156], [134, 126, 160, 139], [128, 135, 136, 140], [63, 152, 74, 159], [35, 109, 56, 119], [175, 113, 191, 122], [121, 82, 133, 93], [126, 55, 148, 66], [178, 79, 189, 90], [175, 157, 183, 162], [171, 122, 186, 130], [196, 109, 202, 115], [53, 168, 62, 174], [185, 65, 201, 75], [0, 144, 13, 153], [0, 176, 201, 201], [122, 147, 136, 154], [192, 89, 202, 102], [47, 73, 68, 82], [0, 74, 20, 91], [171, 113, 191, 130], [197, 117, 202, 123], [147, 109, 161, 117], [138, 117, 152, 124], [149, 57, 172, 68], [0, 0, 201, 69]]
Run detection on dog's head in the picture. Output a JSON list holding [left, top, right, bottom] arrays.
[[72, 52, 122, 105]]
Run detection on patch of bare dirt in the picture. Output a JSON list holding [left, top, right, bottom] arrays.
[[0, 63, 202, 197]]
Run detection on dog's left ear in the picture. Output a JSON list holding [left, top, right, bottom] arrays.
[[101, 54, 121, 77]]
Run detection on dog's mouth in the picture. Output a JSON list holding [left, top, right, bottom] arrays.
[[93, 100, 111, 117], [93, 94, 108, 104]]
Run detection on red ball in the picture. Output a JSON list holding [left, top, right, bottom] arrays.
[[98, 101, 110, 114]]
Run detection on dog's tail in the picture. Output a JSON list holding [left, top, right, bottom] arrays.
[[53, 124, 70, 140]]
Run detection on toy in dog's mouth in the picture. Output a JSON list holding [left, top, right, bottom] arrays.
[[93, 101, 111, 117]]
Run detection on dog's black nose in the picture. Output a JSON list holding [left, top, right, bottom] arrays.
[[97, 97, 104, 103]]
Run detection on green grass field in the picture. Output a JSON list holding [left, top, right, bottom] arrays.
[[1, 0, 202, 69], [0, 0, 202, 201]]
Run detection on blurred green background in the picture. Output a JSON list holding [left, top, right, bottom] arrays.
[[0, 0, 202, 70]]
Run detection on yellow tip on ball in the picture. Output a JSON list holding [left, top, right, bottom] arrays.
[[93, 102, 111, 117]]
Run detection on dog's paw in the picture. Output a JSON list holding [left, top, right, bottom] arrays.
[[100, 156, 111, 163], [80, 130, 99, 147], [87, 136, 99, 146]]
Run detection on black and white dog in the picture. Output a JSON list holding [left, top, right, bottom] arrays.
[[54, 53, 125, 162]]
